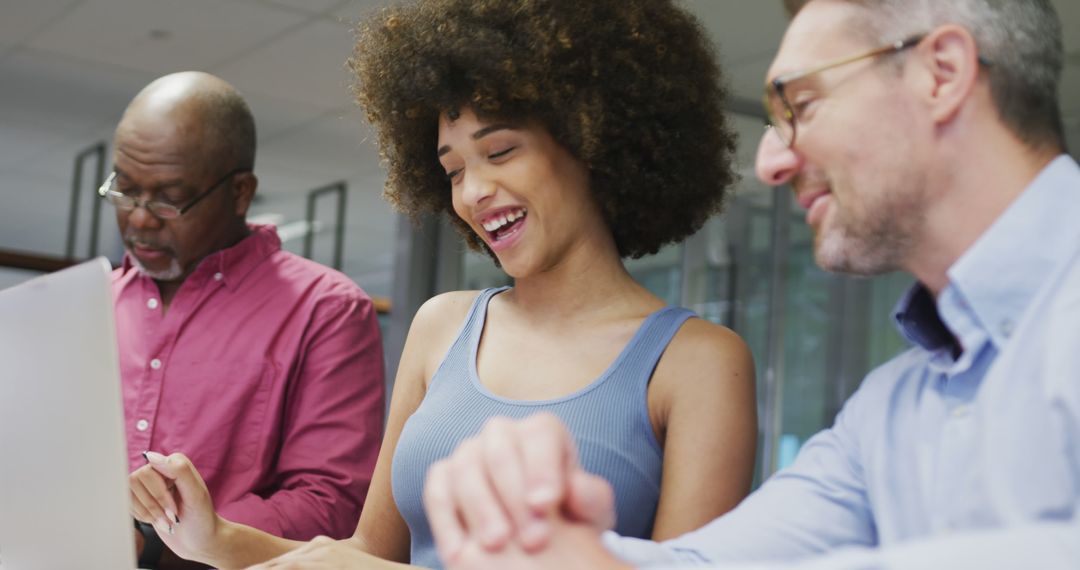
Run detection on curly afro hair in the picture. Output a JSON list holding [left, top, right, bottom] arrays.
[[350, 0, 738, 259]]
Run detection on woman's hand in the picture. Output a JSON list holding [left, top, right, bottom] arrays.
[[129, 451, 226, 563]]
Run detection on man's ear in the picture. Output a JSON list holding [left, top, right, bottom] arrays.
[[913, 25, 983, 126], [232, 172, 258, 217]]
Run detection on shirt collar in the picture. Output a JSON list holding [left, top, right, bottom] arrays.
[[893, 283, 955, 352], [121, 223, 281, 291], [946, 155, 1080, 349], [895, 155, 1080, 351], [202, 223, 281, 289]]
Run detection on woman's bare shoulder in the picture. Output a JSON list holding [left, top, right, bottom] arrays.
[[670, 317, 751, 362], [653, 316, 755, 394], [412, 290, 482, 329]]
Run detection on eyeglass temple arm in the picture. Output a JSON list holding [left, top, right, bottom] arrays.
[[97, 172, 116, 197]]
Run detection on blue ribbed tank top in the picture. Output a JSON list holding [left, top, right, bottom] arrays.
[[391, 287, 695, 568]]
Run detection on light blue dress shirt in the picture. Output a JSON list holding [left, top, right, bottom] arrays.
[[605, 155, 1080, 569]]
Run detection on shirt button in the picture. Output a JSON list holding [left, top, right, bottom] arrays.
[[951, 405, 971, 418], [147, 298, 159, 310], [136, 419, 149, 431], [214, 272, 224, 281], [150, 358, 162, 370]]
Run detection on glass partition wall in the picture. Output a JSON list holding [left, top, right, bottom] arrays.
[[434, 110, 912, 484]]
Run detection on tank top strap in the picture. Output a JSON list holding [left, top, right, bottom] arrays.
[[428, 286, 509, 393], [609, 306, 696, 388], [464, 286, 510, 345]]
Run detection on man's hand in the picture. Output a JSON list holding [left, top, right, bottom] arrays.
[[129, 451, 225, 563], [423, 413, 618, 564]]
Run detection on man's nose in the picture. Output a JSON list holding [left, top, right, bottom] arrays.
[[125, 202, 164, 230], [755, 126, 802, 187]]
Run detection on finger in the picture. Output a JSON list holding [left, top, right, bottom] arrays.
[[144, 451, 211, 515], [480, 418, 548, 549], [133, 461, 180, 524], [424, 459, 466, 565], [519, 413, 578, 511], [130, 489, 154, 524], [565, 471, 616, 530], [130, 472, 171, 530], [449, 438, 512, 549]]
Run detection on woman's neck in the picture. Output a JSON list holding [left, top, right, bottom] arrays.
[[505, 234, 660, 323]]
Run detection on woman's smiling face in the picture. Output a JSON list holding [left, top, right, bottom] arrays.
[[437, 108, 607, 278]]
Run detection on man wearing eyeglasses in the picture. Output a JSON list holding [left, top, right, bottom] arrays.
[[106, 72, 385, 569], [418, 0, 1080, 568]]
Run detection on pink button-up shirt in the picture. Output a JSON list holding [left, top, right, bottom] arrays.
[[113, 224, 384, 540]]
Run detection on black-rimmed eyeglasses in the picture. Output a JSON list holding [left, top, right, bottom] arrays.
[[98, 168, 248, 220]]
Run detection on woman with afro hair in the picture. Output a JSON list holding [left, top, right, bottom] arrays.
[[126, 0, 757, 568]]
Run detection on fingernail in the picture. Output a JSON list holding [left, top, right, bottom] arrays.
[[166, 509, 180, 525], [144, 451, 167, 464], [141, 451, 150, 462], [155, 517, 174, 535]]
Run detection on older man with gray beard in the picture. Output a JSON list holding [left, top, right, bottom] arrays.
[[104, 71, 385, 570]]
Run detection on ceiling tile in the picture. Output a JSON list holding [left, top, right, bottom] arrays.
[[259, 0, 346, 15], [0, 0, 80, 49], [216, 18, 357, 109], [28, 0, 307, 75], [331, 0, 383, 26]]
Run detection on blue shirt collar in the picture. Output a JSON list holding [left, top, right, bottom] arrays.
[[895, 155, 1080, 352]]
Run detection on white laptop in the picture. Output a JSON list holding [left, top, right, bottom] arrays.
[[0, 258, 137, 570]]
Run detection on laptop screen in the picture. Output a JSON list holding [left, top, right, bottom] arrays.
[[0, 258, 137, 569]]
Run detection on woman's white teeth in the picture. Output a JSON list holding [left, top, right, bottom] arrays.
[[482, 209, 526, 232]]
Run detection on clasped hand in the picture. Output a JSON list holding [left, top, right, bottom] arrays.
[[422, 413, 631, 570]]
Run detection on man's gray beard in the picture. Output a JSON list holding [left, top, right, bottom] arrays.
[[130, 253, 184, 281], [815, 230, 903, 276], [814, 202, 917, 276]]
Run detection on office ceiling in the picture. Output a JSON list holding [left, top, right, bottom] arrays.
[[1, 0, 1077, 296]]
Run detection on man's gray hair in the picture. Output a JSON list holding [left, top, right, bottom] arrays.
[[833, 0, 1065, 151]]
